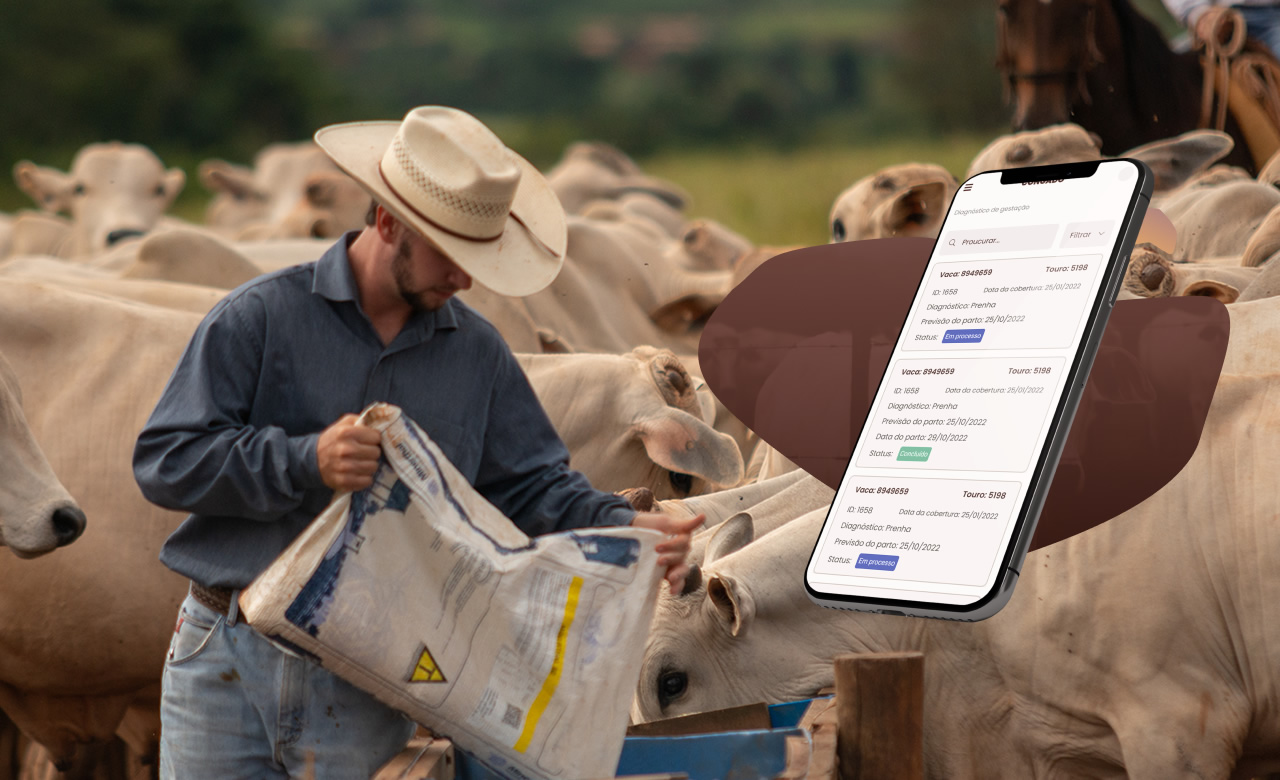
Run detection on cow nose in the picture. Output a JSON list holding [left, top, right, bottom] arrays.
[[52, 504, 86, 547], [1140, 264, 1167, 291], [106, 228, 145, 246]]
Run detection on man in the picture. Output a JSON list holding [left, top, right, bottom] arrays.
[[1164, 0, 1280, 61], [133, 106, 703, 779]]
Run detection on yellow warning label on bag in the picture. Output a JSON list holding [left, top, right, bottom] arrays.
[[409, 644, 446, 683]]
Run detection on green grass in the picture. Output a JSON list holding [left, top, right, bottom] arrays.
[[639, 133, 993, 247]]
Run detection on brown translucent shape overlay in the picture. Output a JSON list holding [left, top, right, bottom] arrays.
[[699, 238, 1227, 552], [1136, 207, 1175, 254]]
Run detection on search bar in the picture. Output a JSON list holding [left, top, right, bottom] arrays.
[[938, 224, 1057, 255]]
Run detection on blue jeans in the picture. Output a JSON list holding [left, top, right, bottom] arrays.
[[160, 592, 415, 779], [1239, 5, 1280, 63]]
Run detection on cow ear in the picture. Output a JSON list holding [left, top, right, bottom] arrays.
[[536, 327, 575, 354], [1182, 279, 1240, 304], [705, 512, 754, 565], [881, 180, 948, 238], [1122, 130, 1233, 191], [1242, 208, 1280, 268], [607, 180, 690, 211], [634, 408, 744, 488], [705, 573, 753, 637], [13, 161, 72, 213], [162, 167, 186, 206], [651, 294, 721, 331], [682, 219, 751, 270], [694, 382, 717, 426], [198, 159, 255, 200], [581, 141, 642, 176], [1260, 149, 1280, 189], [579, 199, 626, 221]]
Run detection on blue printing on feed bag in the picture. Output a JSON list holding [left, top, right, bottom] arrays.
[[285, 417, 546, 636], [567, 533, 640, 567], [285, 464, 403, 635], [285, 481, 378, 636], [401, 418, 537, 555]]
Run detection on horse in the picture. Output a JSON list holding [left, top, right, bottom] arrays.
[[995, 0, 1261, 173]]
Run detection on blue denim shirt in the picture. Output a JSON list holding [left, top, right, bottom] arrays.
[[133, 233, 635, 589]]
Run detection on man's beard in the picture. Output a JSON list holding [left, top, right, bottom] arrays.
[[392, 237, 439, 312]]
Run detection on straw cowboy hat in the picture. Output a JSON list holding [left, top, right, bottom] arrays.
[[315, 106, 567, 297]]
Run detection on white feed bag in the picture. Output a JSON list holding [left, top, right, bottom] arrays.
[[241, 403, 663, 780]]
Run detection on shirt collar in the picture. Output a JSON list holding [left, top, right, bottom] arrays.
[[312, 232, 361, 303], [312, 231, 459, 334]]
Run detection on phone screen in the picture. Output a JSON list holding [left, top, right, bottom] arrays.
[[805, 160, 1148, 613]]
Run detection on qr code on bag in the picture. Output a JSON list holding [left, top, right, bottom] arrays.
[[502, 703, 523, 728]]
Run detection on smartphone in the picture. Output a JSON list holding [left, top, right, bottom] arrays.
[[804, 159, 1152, 620]]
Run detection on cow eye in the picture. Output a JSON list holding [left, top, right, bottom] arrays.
[[153, 183, 166, 198], [832, 219, 846, 242], [658, 669, 687, 708], [72, 183, 85, 197], [669, 472, 693, 496]]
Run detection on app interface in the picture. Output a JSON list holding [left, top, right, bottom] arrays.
[[807, 162, 1141, 606]]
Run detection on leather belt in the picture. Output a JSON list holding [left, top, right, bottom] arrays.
[[189, 581, 235, 617]]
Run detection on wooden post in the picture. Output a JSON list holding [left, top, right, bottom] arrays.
[[834, 651, 924, 780]]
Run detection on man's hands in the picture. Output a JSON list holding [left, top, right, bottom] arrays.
[[317, 414, 382, 492], [316, 416, 705, 592], [631, 512, 706, 595]]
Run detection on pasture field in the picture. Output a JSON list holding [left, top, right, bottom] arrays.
[[640, 134, 992, 247]]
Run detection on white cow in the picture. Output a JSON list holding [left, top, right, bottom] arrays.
[[1222, 295, 1280, 374], [517, 348, 743, 498], [13, 142, 185, 258], [1120, 244, 1261, 304], [652, 468, 812, 527], [829, 163, 957, 243], [635, 373, 1280, 778], [0, 283, 197, 765], [0, 255, 226, 315], [199, 141, 337, 235], [0, 353, 85, 557], [1238, 258, 1280, 303], [967, 124, 1105, 177], [270, 169, 372, 239], [545, 141, 689, 215], [677, 471, 833, 567], [1160, 182, 1280, 263], [581, 191, 689, 239], [966, 125, 1233, 195]]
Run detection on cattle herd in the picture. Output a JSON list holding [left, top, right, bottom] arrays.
[[1, 123, 1278, 778]]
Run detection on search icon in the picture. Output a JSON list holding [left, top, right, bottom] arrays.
[[940, 224, 1057, 254]]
